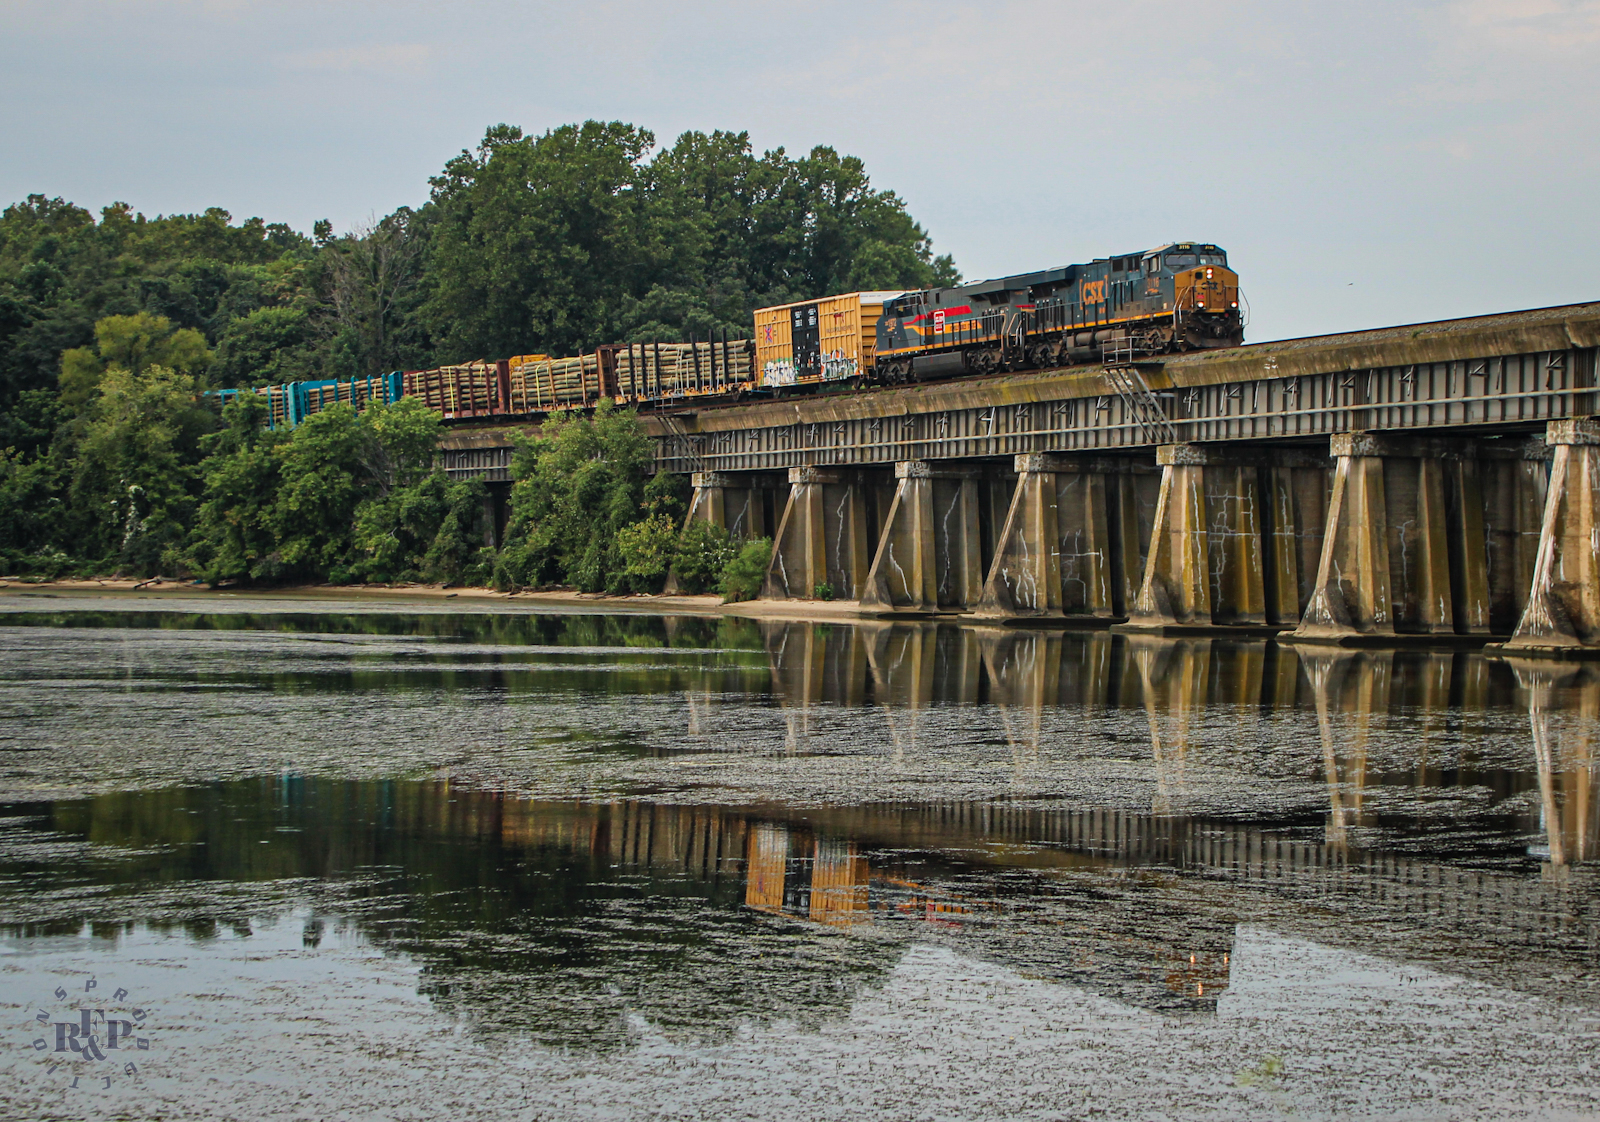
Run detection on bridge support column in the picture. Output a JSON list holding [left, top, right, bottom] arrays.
[[1500, 420, 1600, 653], [665, 471, 776, 593], [1122, 445, 1281, 631], [683, 471, 730, 530], [762, 467, 875, 600], [678, 470, 775, 540], [974, 454, 1134, 621], [859, 462, 982, 613], [1483, 439, 1552, 632], [1289, 434, 1528, 643]]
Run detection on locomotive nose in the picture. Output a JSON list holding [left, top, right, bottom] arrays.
[[1189, 266, 1238, 313]]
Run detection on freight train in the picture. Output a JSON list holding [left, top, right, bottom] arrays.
[[223, 241, 1242, 428]]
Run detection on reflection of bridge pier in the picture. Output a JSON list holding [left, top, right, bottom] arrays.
[[1127, 636, 1214, 814], [1504, 657, 1600, 867], [763, 621, 866, 751], [860, 623, 980, 762], [1298, 648, 1393, 849]]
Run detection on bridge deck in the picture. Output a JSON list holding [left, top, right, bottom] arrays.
[[440, 300, 1600, 479]]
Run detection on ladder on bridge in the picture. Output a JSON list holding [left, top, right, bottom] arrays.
[[1100, 346, 1176, 445], [656, 412, 703, 473]]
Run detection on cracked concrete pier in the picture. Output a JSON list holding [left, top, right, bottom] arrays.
[[858, 461, 983, 615]]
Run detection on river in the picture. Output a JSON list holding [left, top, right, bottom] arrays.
[[2, 593, 1597, 1120]]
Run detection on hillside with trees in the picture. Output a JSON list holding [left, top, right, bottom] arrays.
[[0, 122, 958, 589]]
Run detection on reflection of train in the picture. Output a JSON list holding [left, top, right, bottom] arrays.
[[215, 242, 1243, 428]]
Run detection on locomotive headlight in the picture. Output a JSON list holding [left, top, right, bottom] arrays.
[[1206, 268, 1214, 279]]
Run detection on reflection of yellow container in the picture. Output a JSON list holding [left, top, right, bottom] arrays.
[[808, 838, 869, 926], [753, 291, 903, 388], [744, 823, 789, 913]]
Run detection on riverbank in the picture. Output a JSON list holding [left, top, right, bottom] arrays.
[[0, 577, 883, 622]]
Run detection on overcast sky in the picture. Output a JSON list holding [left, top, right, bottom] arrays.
[[2, 0, 1596, 342]]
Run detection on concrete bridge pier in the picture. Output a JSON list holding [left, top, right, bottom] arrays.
[[973, 454, 1151, 622], [665, 470, 782, 593], [763, 467, 881, 600], [859, 462, 983, 614], [1121, 445, 1321, 633], [1500, 419, 1600, 653], [678, 470, 783, 541], [1290, 433, 1546, 644]]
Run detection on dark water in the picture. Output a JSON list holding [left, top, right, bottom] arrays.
[[2, 594, 1599, 1120]]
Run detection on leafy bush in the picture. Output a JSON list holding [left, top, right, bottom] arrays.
[[0, 446, 65, 559], [718, 537, 772, 603], [0, 547, 75, 579], [672, 520, 738, 594], [493, 402, 688, 593], [191, 394, 282, 583], [350, 472, 489, 584], [613, 512, 679, 593], [813, 581, 834, 601]]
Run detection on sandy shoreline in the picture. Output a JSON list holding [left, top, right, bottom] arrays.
[[0, 576, 902, 621]]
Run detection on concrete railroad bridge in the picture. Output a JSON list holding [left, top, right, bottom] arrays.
[[441, 301, 1600, 653]]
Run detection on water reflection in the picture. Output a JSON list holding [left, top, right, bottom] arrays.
[[1507, 657, 1600, 868], [6, 605, 1600, 1053], [8, 763, 1600, 1050]]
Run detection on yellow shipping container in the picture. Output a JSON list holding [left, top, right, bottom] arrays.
[[752, 291, 903, 388]]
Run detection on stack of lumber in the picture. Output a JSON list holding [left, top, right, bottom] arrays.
[[611, 341, 754, 401], [403, 362, 501, 417], [507, 353, 601, 412]]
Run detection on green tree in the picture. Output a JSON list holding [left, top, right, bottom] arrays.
[[59, 312, 211, 407], [211, 306, 315, 386], [425, 122, 666, 361], [352, 471, 491, 584], [190, 393, 284, 583], [269, 404, 371, 580], [66, 363, 216, 573], [493, 400, 660, 592], [346, 398, 491, 584], [363, 396, 442, 491], [0, 445, 67, 570], [322, 209, 432, 376], [424, 121, 959, 360]]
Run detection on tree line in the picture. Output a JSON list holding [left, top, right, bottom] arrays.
[[0, 121, 958, 588]]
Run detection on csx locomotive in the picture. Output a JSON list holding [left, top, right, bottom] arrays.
[[874, 242, 1243, 382]]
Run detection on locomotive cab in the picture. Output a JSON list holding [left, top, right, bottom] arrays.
[[1145, 243, 1244, 348]]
